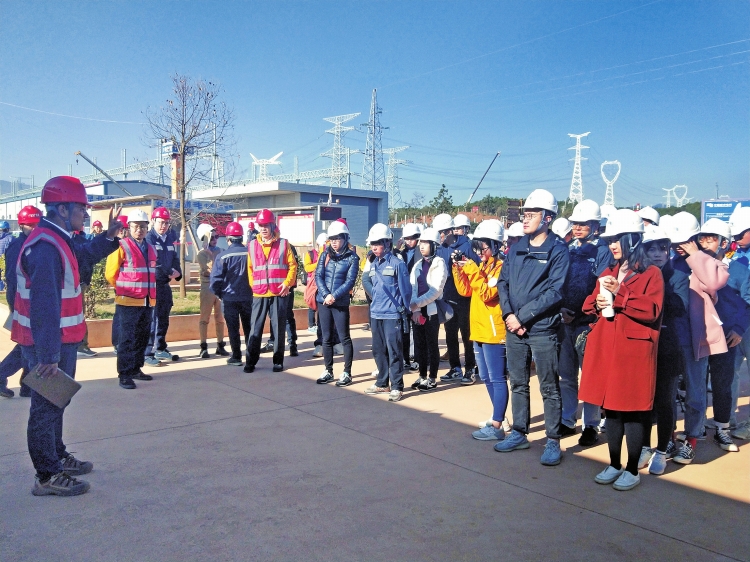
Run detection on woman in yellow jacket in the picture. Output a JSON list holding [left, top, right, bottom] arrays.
[[453, 220, 508, 441]]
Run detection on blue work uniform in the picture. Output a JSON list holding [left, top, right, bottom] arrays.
[[210, 241, 252, 361], [144, 227, 182, 357]]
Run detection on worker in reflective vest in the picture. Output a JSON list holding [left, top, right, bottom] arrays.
[[105, 209, 158, 391], [244, 209, 297, 373], [14, 176, 120, 497]]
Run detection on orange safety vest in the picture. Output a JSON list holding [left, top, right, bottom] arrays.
[[115, 237, 158, 300], [249, 237, 289, 295], [11, 224, 86, 346]]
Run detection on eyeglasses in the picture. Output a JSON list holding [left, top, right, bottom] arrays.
[[522, 211, 543, 220]]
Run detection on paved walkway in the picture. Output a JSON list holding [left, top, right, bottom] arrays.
[[1, 326, 748, 562]]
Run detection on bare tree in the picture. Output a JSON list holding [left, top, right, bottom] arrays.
[[144, 74, 235, 297], [410, 192, 425, 209]]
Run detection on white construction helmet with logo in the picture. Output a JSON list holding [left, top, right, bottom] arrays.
[[196, 223, 216, 242], [128, 209, 150, 223], [327, 220, 350, 238], [453, 214, 471, 228], [366, 223, 393, 243], [729, 206, 750, 237], [522, 189, 558, 214], [569, 199, 601, 222], [474, 219, 504, 242], [419, 227, 441, 245], [402, 223, 423, 239], [701, 218, 732, 240], [504, 221, 524, 240], [551, 218, 572, 238], [637, 206, 661, 225], [643, 224, 670, 244], [603, 209, 644, 237], [664, 211, 700, 244], [432, 213, 454, 231]]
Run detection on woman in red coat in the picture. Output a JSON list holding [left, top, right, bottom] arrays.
[[579, 209, 664, 491]]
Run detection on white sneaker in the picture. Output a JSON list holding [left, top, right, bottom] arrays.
[[637, 446, 653, 469], [478, 417, 512, 432], [370, 370, 379, 378], [612, 471, 641, 491], [595, 465, 624, 485], [388, 390, 403, 402]]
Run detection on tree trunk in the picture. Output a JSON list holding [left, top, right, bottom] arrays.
[[179, 152, 187, 298]]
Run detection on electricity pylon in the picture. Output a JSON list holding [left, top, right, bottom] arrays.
[[249, 152, 283, 181], [321, 113, 360, 188], [600, 160, 621, 207], [361, 89, 387, 192], [568, 132, 590, 203], [383, 146, 409, 209]]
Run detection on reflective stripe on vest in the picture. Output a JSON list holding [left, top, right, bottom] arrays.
[[250, 237, 289, 295], [11, 225, 86, 346], [115, 237, 157, 300]]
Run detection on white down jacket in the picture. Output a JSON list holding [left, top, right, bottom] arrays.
[[409, 256, 448, 317]]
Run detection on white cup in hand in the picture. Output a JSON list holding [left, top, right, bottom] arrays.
[[599, 278, 615, 318]]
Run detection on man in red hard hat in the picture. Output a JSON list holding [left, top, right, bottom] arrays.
[[143, 206, 182, 364], [245, 209, 297, 372], [13, 176, 121, 496], [0, 206, 42, 399]]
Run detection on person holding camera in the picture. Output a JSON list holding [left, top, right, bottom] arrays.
[[363, 223, 412, 402], [408, 227, 448, 392]]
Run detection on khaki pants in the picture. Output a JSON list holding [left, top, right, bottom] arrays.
[[199, 285, 225, 343]]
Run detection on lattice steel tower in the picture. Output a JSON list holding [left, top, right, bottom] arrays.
[[600, 160, 621, 207], [384, 146, 409, 209], [568, 132, 590, 203], [321, 113, 360, 188], [361, 89, 386, 192]]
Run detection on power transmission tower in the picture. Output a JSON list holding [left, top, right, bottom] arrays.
[[673, 184, 691, 206], [600, 160, 621, 207], [361, 89, 387, 192], [249, 152, 283, 181], [567, 132, 590, 203], [383, 146, 409, 209], [321, 113, 360, 188], [662, 187, 674, 208]]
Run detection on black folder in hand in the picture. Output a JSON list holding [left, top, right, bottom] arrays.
[[24, 366, 81, 408]]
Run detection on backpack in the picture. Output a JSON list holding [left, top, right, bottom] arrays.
[[304, 254, 328, 311]]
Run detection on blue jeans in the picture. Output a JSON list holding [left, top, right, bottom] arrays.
[[22, 343, 79, 479], [558, 324, 600, 429], [474, 342, 508, 423], [0, 343, 30, 394], [682, 344, 709, 438], [506, 331, 562, 439]]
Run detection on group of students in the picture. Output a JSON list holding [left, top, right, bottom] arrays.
[[3, 175, 748, 498]]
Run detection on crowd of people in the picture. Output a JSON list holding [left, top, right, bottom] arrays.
[[0, 176, 748, 497]]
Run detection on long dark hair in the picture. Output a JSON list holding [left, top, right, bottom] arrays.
[[620, 232, 650, 274]]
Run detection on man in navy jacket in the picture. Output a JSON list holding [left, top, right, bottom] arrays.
[[497, 189, 569, 467]]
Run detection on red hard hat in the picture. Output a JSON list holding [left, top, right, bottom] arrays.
[[41, 176, 89, 206], [335, 218, 348, 226], [255, 209, 275, 225], [225, 221, 243, 237], [92, 220, 103, 228], [117, 216, 129, 228], [152, 207, 171, 220], [18, 205, 42, 226]]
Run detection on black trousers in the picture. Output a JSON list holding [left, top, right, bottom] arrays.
[[412, 313, 440, 379], [223, 299, 252, 360], [318, 305, 353, 373], [247, 296, 288, 367], [268, 293, 297, 345], [445, 295, 475, 369], [116, 305, 152, 378], [145, 283, 173, 355]]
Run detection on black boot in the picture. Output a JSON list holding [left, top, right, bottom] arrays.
[[199, 343, 209, 359], [215, 342, 230, 356], [289, 344, 299, 357]]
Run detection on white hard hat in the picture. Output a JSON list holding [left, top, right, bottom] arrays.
[[432, 213, 454, 231], [128, 209, 150, 223], [473, 220, 504, 243], [602, 209, 644, 238], [504, 221, 524, 240], [453, 214, 471, 228], [196, 223, 216, 241], [701, 218, 732, 240], [643, 224, 670, 244], [419, 227, 441, 245], [522, 189, 558, 214], [327, 221, 350, 238], [638, 206, 661, 225], [551, 218, 572, 238], [316, 233, 328, 246], [402, 223, 423, 238], [366, 223, 392, 243], [729, 206, 750, 236], [664, 211, 700, 244], [569, 199, 601, 222], [659, 214, 674, 231]]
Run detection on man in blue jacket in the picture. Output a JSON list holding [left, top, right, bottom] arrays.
[[210, 221, 253, 367], [144, 207, 182, 364], [497, 189, 569, 466], [363, 223, 412, 403], [434, 213, 479, 385]]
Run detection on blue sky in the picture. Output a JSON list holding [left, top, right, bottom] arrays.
[[0, 0, 748, 208]]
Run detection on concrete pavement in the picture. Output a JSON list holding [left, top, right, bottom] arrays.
[[1, 325, 748, 562]]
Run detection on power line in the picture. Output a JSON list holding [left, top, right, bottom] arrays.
[[0, 100, 145, 124]]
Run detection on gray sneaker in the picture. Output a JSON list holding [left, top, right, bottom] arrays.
[[144, 356, 162, 367], [77, 346, 97, 358], [388, 390, 403, 402], [335, 373, 353, 387], [317, 371, 334, 384], [154, 349, 178, 361], [60, 454, 93, 476], [333, 343, 344, 356], [540, 439, 562, 466], [312, 345, 323, 358], [472, 425, 504, 441], [32, 472, 90, 497], [440, 367, 462, 382]]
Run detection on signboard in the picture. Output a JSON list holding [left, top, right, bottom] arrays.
[[702, 199, 750, 223], [507, 199, 522, 222], [317, 205, 342, 221], [278, 214, 314, 247]]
